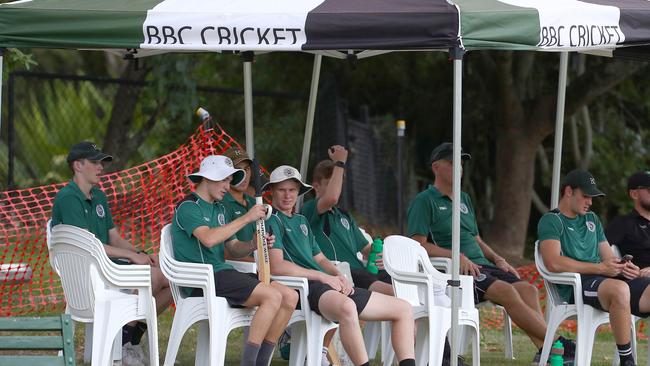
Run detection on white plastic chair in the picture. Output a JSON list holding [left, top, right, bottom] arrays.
[[159, 224, 255, 366], [610, 245, 646, 366], [534, 241, 638, 366], [430, 256, 514, 359], [383, 235, 480, 366], [270, 274, 338, 366], [333, 260, 394, 366], [49, 224, 159, 366], [46, 219, 122, 364]]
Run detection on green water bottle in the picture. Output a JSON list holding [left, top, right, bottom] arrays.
[[550, 339, 564, 366], [366, 238, 383, 274]]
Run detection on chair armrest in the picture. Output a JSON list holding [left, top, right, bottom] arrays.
[[458, 275, 475, 309], [541, 270, 581, 286], [430, 257, 451, 273], [226, 260, 257, 274]]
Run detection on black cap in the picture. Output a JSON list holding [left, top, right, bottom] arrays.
[[562, 169, 605, 197], [627, 171, 650, 190], [66, 141, 113, 163], [429, 142, 471, 164]]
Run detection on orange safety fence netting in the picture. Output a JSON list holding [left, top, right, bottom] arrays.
[[0, 123, 244, 316]]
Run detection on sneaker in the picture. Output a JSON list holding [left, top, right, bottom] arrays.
[[442, 355, 469, 366], [557, 336, 575, 365], [621, 359, 637, 366], [122, 342, 146, 366], [278, 330, 291, 360]]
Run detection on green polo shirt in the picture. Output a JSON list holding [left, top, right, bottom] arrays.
[[537, 210, 605, 301], [407, 185, 492, 266], [302, 198, 368, 269], [267, 210, 324, 272], [52, 180, 114, 245], [222, 192, 257, 242], [171, 193, 235, 274]]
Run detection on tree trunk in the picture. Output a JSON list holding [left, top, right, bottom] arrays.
[[484, 130, 539, 258]]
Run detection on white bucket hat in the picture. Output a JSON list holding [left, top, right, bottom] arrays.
[[188, 155, 245, 186], [262, 165, 312, 196]]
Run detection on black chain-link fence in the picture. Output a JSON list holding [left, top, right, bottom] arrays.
[[3, 70, 307, 190]]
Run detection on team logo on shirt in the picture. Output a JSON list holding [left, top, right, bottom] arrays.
[[586, 221, 596, 232], [95, 204, 105, 218], [300, 224, 308, 236], [341, 217, 350, 230], [217, 213, 226, 226], [460, 203, 469, 214]]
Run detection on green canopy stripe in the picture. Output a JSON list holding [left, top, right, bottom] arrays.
[[0, 0, 161, 49], [457, 0, 626, 51], [456, 0, 540, 50]]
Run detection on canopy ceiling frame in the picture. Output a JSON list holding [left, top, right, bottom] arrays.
[[3, 2, 650, 365]]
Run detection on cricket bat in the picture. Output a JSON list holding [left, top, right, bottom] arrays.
[[252, 158, 271, 284]]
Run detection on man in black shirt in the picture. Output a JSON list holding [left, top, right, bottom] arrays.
[[607, 171, 650, 274]]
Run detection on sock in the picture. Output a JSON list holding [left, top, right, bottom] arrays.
[[398, 359, 416, 366], [121, 325, 134, 346], [358, 362, 370, 366], [321, 346, 330, 366], [241, 341, 261, 366], [130, 322, 147, 345], [443, 339, 451, 359], [255, 340, 275, 366], [617, 342, 634, 363]]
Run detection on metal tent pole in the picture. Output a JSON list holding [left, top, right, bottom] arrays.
[[242, 52, 255, 158], [550, 52, 569, 208], [296, 54, 322, 211], [0, 49, 4, 134], [450, 47, 464, 366], [299, 54, 322, 178], [396, 120, 406, 234]]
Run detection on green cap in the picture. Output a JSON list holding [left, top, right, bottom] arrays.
[[562, 169, 605, 197]]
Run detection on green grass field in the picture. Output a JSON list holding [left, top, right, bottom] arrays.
[[70, 311, 649, 365]]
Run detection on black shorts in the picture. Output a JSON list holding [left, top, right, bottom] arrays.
[[474, 265, 522, 303], [580, 275, 650, 317], [307, 280, 372, 317], [350, 268, 392, 290], [190, 269, 260, 307]]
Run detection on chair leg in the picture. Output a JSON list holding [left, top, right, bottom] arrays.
[[195, 321, 210, 366], [84, 323, 93, 363], [576, 317, 598, 366], [471, 325, 480, 366], [146, 313, 160, 366], [414, 318, 430, 366], [503, 310, 514, 359], [363, 321, 381, 359], [289, 323, 308, 366], [538, 310, 562, 366], [381, 322, 395, 366]]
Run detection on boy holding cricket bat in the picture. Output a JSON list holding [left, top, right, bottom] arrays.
[[265, 165, 416, 366], [171, 155, 297, 366]]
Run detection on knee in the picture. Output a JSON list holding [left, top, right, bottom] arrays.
[[605, 281, 630, 305], [338, 298, 359, 324], [261, 286, 283, 309], [394, 299, 413, 322], [152, 268, 169, 290], [282, 288, 299, 309], [516, 282, 539, 298], [489, 282, 520, 306]]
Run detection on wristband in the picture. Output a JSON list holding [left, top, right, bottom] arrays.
[[334, 161, 345, 168]]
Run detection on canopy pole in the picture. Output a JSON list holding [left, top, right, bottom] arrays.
[[550, 52, 569, 208], [449, 46, 464, 366], [242, 52, 255, 158], [0, 49, 4, 134], [296, 54, 322, 211], [299, 54, 322, 179]]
